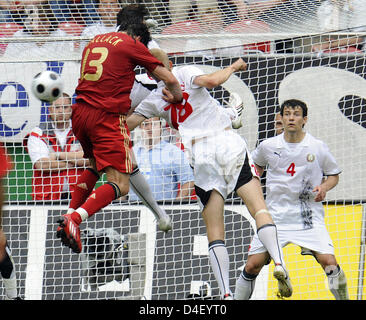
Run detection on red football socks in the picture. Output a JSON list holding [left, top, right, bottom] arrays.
[[69, 168, 99, 212], [78, 183, 117, 220]]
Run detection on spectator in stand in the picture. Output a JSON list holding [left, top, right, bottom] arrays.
[[197, 6, 224, 33], [228, 0, 290, 20], [80, 2, 159, 52], [274, 112, 284, 135], [0, 0, 15, 23], [312, 0, 366, 53], [24, 93, 88, 201], [168, 0, 220, 23], [49, 0, 98, 25], [3, 3, 73, 59], [129, 117, 194, 201]]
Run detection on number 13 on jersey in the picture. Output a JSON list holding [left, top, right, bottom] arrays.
[[80, 47, 109, 81]]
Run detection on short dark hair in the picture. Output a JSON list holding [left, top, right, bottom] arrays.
[[123, 23, 152, 47], [280, 99, 308, 117], [116, 4, 149, 29]]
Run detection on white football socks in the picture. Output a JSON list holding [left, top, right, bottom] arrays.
[[257, 224, 285, 266], [235, 269, 257, 300], [326, 265, 349, 300], [129, 167, 169, 221], [208, 240, 232, 298]]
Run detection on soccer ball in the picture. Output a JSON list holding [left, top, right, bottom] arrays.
[[31, 70, 63, 103]]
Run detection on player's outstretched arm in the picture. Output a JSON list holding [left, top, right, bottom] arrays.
[[193, 58, 247, 89]]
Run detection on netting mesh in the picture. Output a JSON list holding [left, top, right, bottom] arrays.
[[0, 0, 366, 300]]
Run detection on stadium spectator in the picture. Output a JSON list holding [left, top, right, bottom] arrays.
[[235, 99, 349, 300], [127, 48, 291, 300], [129, 117, 194, 202], [312, 0, 366, 53], [228, 0, 291, 20], [24, 93, 87, 201], [56, 17, 182, 254], [0, 144, 22, 300], [3, 3, 73, 59], [197, 6, 224, 33], [168, 0, 220, 23], [48, 0, 98, 25], [0, 1, 16, 23], [274, 112, 284, 135]]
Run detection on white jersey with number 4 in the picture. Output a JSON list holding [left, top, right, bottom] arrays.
[[252, 132, 341, 231]]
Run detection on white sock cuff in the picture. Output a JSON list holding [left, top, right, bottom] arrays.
[[76, 208, 89, 222]]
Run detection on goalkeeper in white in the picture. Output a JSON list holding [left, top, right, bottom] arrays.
[[127, 48, 291, 300], [235, 99, 349, 300]]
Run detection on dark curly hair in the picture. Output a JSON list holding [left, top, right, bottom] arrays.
[[116, 4, 149, 30], [124, 23, 152, 47]]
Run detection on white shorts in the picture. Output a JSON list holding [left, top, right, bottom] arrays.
[[191, 130, 250, 200], [248, 224, 335, 256]]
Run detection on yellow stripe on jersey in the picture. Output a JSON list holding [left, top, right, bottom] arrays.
[[119, 115, 133, 173]]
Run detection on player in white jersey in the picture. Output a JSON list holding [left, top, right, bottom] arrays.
[[127, 48, 291, 300], [235, 99, 349, 300]]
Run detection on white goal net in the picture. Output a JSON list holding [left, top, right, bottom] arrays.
[[0, 0, 366, 300]]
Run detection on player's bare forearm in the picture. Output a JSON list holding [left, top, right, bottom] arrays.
[[34, 158, 70, 171], [176, 181, 194, 200], [126, 113, 146, 131], [321, 175, 339, 192], [313, 175, 339, 202], [193, 58, 247, 89]]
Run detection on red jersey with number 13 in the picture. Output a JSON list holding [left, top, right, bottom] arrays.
[[76, 32, 163, 114]]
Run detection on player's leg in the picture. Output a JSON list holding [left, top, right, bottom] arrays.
[[235, 251, 269, 300], [314, 253, 349, 300], [197, 188, 233, 300], [236, 177, 284, 265], [0, 184, 20, 300], [57, 166, 129, 253], [0, 239, 20, 300], [236, 177, 292, 298], [129, 149, 171, 232], [57, 110, 132, 253], [67, 160, 100, 215]]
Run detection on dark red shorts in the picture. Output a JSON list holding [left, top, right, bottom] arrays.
[[71, 102, 133, 173]]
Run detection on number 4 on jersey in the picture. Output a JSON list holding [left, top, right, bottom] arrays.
[[286, 162, 296, 176]]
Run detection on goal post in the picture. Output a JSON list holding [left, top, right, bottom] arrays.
[[0, 0, 366, 300]]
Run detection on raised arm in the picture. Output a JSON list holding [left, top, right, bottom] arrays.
[[193, 58, 247, 89]]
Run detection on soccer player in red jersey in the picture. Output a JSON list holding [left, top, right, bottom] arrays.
[[0, 145, 21, 299], [56, 17, 182, 254]]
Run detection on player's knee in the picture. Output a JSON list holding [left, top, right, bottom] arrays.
[[317, 254, 338, 271], [106, 181, 128, 199], [244, 261, 261, 276], [118, 183, 129, 196]]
